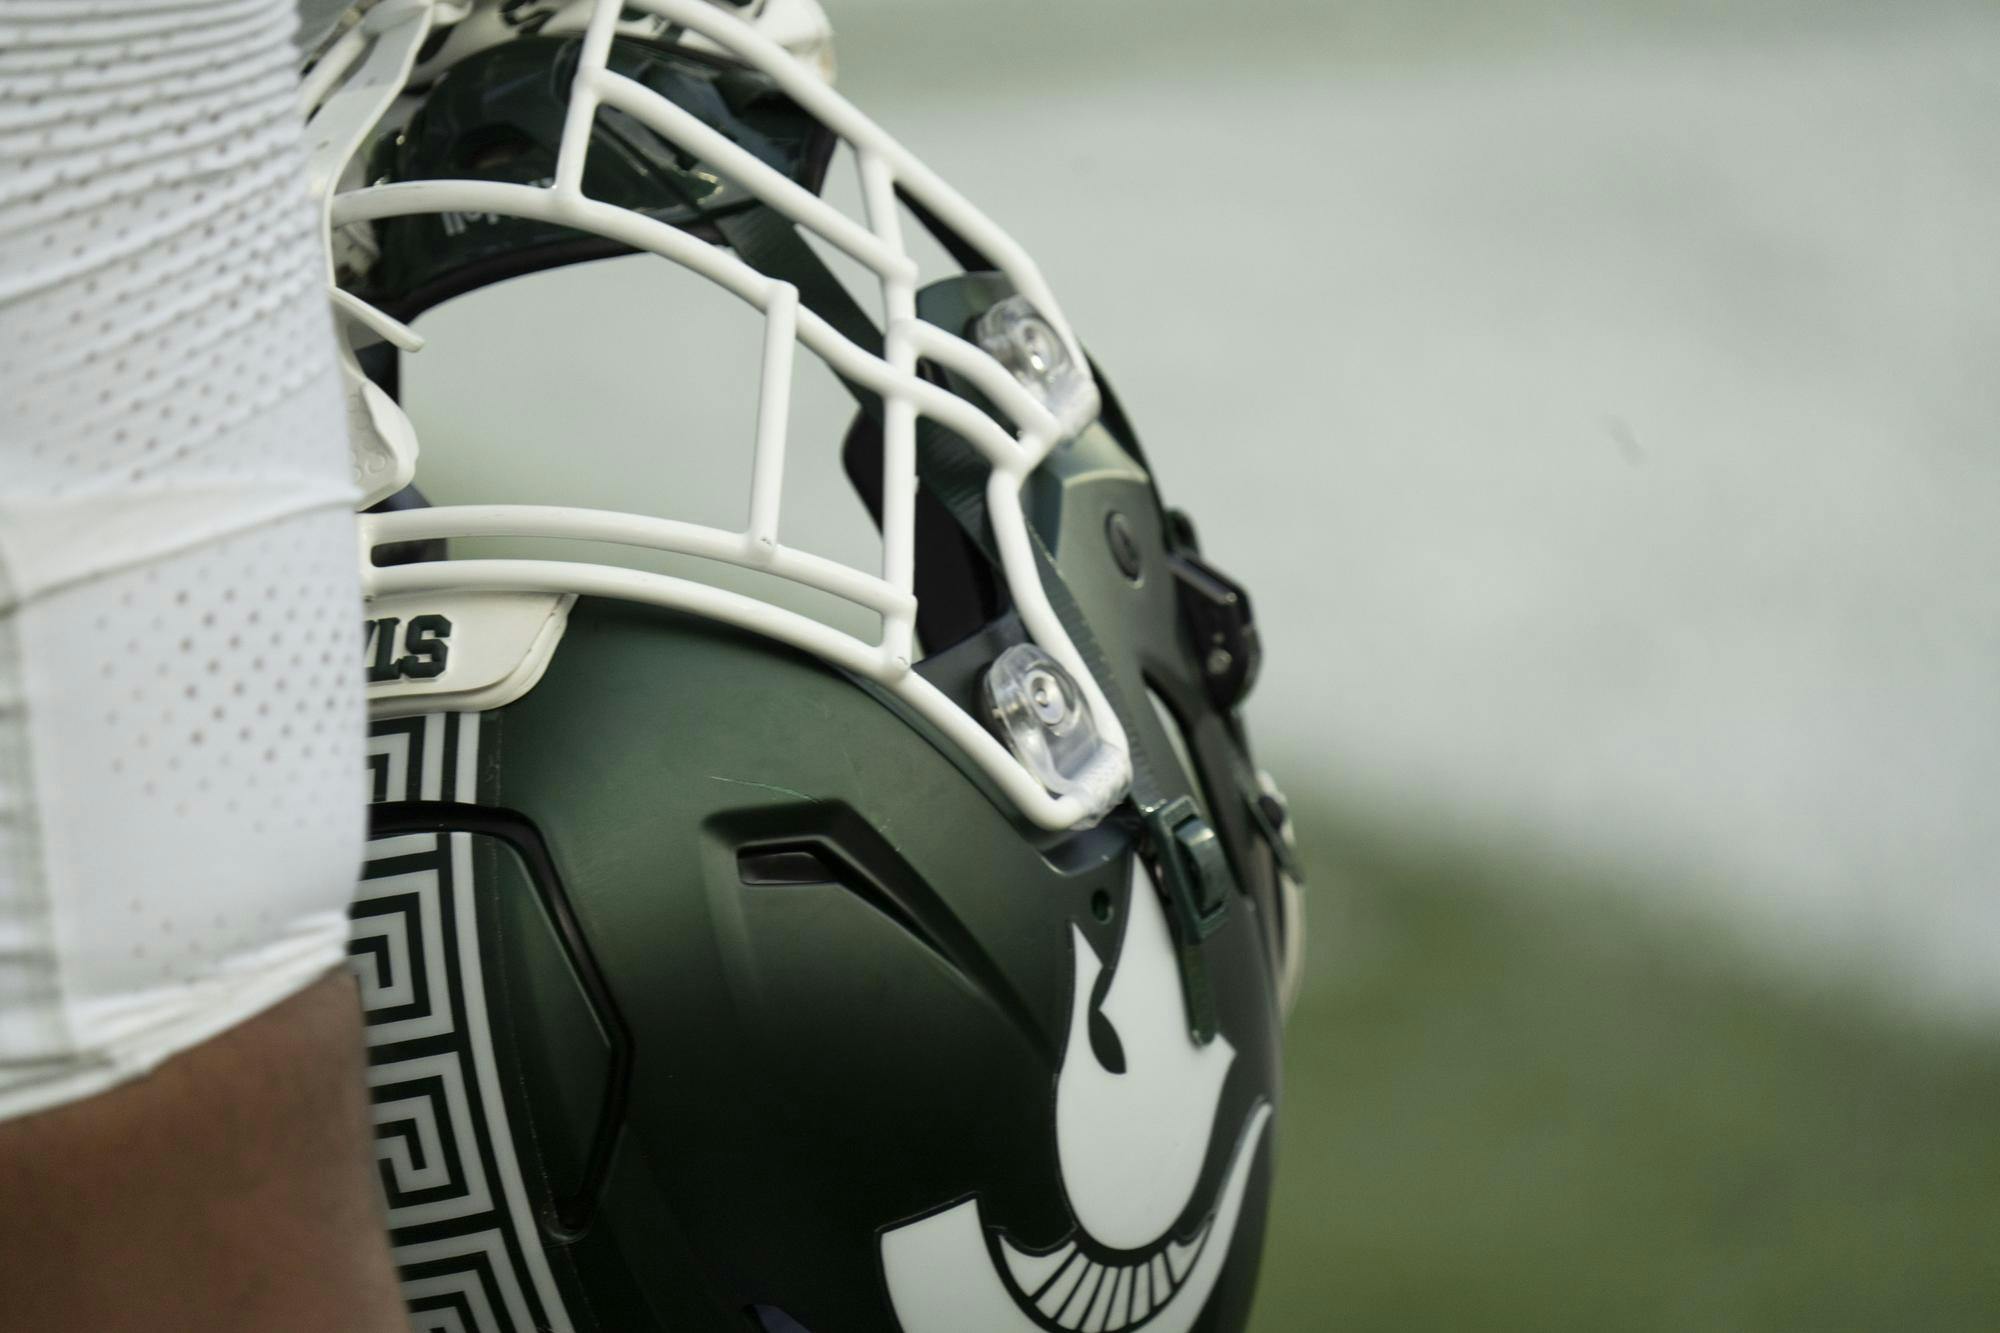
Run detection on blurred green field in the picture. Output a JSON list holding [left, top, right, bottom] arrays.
[[1251, 797, 2000, 1331]]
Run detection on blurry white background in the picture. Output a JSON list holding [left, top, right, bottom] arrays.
[[396, 0, 2000, 1017], [833, 0, 2000, 1019]]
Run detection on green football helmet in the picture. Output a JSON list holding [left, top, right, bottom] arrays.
[[309, 2, 1304, 1329]]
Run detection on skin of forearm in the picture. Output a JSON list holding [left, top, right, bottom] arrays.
[[0, 971, 408, 1332]]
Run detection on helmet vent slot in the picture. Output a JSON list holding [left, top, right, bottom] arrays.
[[737, 845, 837, 886]]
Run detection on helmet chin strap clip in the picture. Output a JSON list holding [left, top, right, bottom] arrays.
[[1141, 795, 1234, 1045]]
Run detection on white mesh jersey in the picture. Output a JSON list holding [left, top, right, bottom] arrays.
[[0, 0, 364, 1121]]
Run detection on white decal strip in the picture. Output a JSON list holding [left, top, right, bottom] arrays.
[[880, 1101, 1271, 1333]]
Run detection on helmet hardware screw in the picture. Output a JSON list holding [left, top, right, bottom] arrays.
[[1105, 511, 1143, 584], [982, 644, 1110, 803]]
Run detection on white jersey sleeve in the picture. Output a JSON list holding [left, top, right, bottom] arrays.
[[0, 0, 365, 1121]]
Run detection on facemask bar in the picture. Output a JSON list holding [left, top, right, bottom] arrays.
[[313, 0, 1133, 831]]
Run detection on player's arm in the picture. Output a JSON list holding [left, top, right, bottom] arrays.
[[0, 2, 404, 1327], [0, 976, 406, 1331]]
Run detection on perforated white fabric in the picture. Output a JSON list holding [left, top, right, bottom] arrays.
[[0, 0, 365, 1120]]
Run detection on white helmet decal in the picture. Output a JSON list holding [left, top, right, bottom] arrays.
[[878, 861, 1270, 1332], [1056, 861, 1236, 1251]]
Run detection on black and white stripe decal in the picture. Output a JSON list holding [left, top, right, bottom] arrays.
[[353, 712, 574, 1333]]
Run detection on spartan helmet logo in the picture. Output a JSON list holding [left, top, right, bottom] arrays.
[[879, 859, 1273, 1331]]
